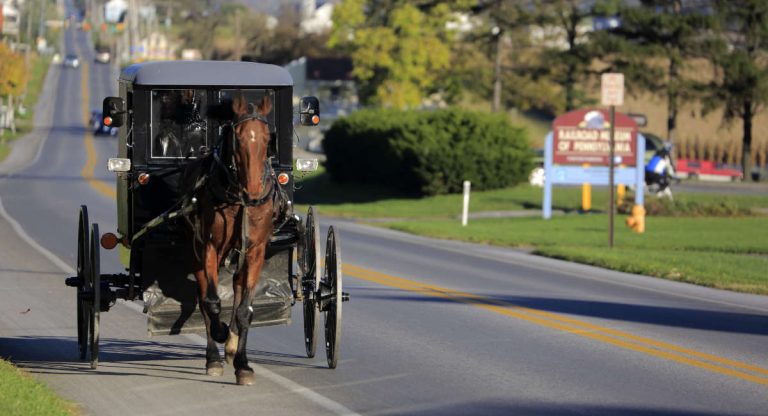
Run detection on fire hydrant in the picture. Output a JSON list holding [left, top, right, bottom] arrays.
[[625, 204, 646, 233]]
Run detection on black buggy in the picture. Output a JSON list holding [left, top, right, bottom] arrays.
[[65, 61, 347, 370]]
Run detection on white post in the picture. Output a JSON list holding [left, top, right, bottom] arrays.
[[461, 180, 471, 227]]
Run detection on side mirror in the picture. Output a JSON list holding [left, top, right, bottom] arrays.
[[103, 96, 126, 128], [299, 96, 320, 126]]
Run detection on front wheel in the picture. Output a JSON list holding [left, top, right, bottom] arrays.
[[76, 206, 90, 360], [88, 223, 101, 369]]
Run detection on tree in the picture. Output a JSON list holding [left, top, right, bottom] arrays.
[[0, 44, 28, 136], [592, 1, 713, 143], [328, 0, 460, 107], [704, 0, 768, 179]]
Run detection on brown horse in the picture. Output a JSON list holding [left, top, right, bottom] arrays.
[[189, 93, 275, 385]]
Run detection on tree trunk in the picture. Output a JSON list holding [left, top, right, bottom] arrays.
[[666, 57, 678, 144], [741, 100, 753, 181]]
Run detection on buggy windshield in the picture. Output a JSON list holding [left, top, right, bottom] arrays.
[[150, 88, 276, 159]]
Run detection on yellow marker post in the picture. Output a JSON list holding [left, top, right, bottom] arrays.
[[617, 183, 625, 206], [582, 163, 591, 212]]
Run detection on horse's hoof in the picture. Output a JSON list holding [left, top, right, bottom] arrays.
[[235, 369, 255, 386], [224, 331, 239, 364], [206, 362, 224, 377]]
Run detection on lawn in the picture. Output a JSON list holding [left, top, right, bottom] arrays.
[[295, 169, 768, 294], [0, 360, 77, 416], [384, 215, 768, 294]]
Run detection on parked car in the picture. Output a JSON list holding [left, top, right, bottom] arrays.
[[676, 159, 743, 181], [63, 54, 80, 68], [90, 111, 118, 136], [94, 50, 110, 64]]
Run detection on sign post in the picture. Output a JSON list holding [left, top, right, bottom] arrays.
[[601, 73, 624, 248]]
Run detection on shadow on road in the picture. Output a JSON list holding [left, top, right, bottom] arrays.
[[381, 399, 755, 416], [353, 289, 768, 336], [0, 336, 321, 380]]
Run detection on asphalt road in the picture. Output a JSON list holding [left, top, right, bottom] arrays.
[[0, 25, 766, 416]]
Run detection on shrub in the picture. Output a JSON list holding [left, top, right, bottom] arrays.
[[322, 108, 532, 196], [618, 197, 753, 217]]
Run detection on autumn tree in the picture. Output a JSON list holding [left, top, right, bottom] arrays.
[[0, 44, 28, 136], [328, 0, 461, 107]]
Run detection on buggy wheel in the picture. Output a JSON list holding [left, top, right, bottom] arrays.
[[76, 206, 90, 360], [322, 226, 342, 369], [88, 223, 101, 369], [300, 207, 321, 358]]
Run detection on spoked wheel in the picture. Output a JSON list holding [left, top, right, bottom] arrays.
[[76, 206, 90, 360], [300, 206, 321, 358], [321, 226, 343, 369], [88, 223, 101, 369]]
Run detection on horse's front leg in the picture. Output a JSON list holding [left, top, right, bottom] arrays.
[[232, 245, 267, 386], [195, 242, 229, 376]]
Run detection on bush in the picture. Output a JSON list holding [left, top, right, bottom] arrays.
[[619, 197, 753, 217], [322, 108, 532, 196]]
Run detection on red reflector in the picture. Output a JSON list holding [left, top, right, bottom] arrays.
[[311, 115, 320, 125], [101, 233, 119, 250], [137, 172, 150, 185], [277, 173, 290, 185], [104, 116, 113, 126]]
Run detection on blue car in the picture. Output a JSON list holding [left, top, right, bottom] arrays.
[[90, 111, 118, 136]]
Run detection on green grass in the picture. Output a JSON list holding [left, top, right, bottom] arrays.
[[295, 168, 768, 219], [0, 55, 51, 163], [383, 215, 768, 294], [295, 169, 768, 294], [0, 360, 78, 416]]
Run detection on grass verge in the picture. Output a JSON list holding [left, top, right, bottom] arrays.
[[0, 359, 78, 416], [0, 55, 51, 162], [382, 215, 768, 294]]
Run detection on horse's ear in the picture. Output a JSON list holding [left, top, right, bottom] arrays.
[[232, 94, 249, 116], [257, 95, 272, 116]]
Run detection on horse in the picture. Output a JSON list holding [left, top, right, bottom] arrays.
[[186, 93, 276, 385]]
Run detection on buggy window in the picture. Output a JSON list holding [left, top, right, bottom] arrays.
[[218, 89, 276, 155], [151, 89, 208, 159]]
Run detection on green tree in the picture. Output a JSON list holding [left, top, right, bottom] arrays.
[[328, 0, 459, 107], [592, 1, 712, 143], [704, 0, 768, 179]]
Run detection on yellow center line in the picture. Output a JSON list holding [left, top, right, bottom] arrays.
[[79, 58, 117, 200], [344, 263, 768, 386]]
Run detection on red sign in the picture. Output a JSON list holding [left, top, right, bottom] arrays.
[[552, 109, 638, 166]]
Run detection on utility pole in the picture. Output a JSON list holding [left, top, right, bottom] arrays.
[[233, 11, 241, 61], [492, 25, 502, 113]]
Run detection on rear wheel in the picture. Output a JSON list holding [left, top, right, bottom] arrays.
[[88, 223, 101, 369], [300, 207, 321, 358], [76, 206, 89, 360], [321, 227, 342, 369]]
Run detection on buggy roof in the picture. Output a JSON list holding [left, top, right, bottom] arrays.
[[120, 61, 293, 87]]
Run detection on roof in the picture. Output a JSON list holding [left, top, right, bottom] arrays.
[[120, 60, 294, 87]]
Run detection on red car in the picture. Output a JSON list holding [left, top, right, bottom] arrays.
[[676, 159, 743, 181]]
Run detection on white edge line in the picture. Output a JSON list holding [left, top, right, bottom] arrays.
[[0, 196, 359, 416], [0, 196, 75, 275]]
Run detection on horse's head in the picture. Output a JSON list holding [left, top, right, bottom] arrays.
[[231, 94, 272, 197]]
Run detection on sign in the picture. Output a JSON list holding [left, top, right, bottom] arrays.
[[552, 108, 638, 166], [601, 73, 624, 106]]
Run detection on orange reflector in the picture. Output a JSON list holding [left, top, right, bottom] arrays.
[[104, 116, 113, 126], [137, 172, 150, 185], [101, 233, 119, 250], [311, 115, 320, 125], [277, 173, 290, 185]]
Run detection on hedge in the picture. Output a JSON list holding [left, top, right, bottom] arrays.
[[322, 108, 532, 196]]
